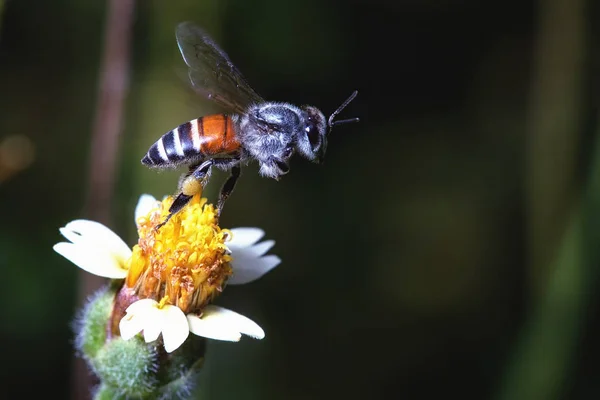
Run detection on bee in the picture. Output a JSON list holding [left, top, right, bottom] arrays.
[[142, 22, 359, 225]]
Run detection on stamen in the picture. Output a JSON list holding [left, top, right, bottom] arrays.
[[122, 194, 232, 314], [158, 296, 169, 309]]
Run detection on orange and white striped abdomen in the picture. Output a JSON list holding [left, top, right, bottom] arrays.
[[142, 114, 241, 167]]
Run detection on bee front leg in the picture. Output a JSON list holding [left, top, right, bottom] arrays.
[[156, 160, 214, 230], [217, 165, 241, 217]]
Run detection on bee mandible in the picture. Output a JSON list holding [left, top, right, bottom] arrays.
[[142, 22, 359, 226]]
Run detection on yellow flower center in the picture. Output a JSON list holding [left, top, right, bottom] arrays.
[[124, 195, 232, 314]]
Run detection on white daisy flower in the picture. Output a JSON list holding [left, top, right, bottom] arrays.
[[54, 194, 280, 352]]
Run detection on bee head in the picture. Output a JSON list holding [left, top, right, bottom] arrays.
[[296, 106, 328, 163], [296, 91, 359, 164]]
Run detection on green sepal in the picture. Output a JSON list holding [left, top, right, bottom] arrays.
[[74, 284, 208, 399], [93, 335, 160, 398], [155, 335, 206, 398], [73, 284, 116, 361]]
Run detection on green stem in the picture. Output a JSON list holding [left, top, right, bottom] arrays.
[[526, 0, 585, 298], [498, 0, 589, 398], [497, 110, 600, 400]]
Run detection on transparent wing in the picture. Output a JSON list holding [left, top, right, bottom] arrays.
[[176, 22, 264, 115]]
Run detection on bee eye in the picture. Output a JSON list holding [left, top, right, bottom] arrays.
[[305, 125, 321, 148]]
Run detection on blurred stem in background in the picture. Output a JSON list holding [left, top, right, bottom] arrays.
[[499, 0, 588, 398], [73, 0, 135, 398], [498, 112, 600, 400], [526, 0, 584, 297]]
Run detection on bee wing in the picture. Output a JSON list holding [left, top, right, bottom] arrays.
[[176, 22, 265, 115]]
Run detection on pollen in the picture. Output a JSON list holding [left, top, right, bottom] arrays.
[[124, 195, 232, 314]]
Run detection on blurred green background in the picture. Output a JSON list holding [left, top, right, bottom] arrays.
[[2, 0, 600, 398]]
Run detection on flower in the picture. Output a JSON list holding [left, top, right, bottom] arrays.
[[54, 194, 280, 352]]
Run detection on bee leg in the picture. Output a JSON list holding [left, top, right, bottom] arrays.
[[156, 160, 214, 230], [177, 162, 201, 188], [217, 165, 241, 217], [155, 193, 193, 230]]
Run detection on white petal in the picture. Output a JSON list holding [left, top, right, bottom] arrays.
[[187, 314, 242, 342], [119, 299, 159, 340], [119, 312, 145, 340], [228, 228, 265, 247], [135, 194, 159, 223], [229, 254, 281, 285], [119, 299, 162, 342], [248, 240, 275, 256], [53, 243, 128, 279], [199, 305, 264, 339], [142, 313, 162, 343], [229, 240, 275, 257], [161, 305, 190, 352], [226, 228, 280, 285], [125, 298, 159, 313], [59, 220, 131, 265]]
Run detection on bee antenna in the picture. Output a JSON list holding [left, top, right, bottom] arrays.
[[328, 90, 359, 130], [331, 117, 360, 127]]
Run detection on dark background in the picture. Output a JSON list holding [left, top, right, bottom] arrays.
[[1, 0, 600, 399]]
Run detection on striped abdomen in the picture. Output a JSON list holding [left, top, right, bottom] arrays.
[[142, 114, 240, 167]]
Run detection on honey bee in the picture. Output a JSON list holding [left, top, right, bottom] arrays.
[[142, 22, 359, 225]]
